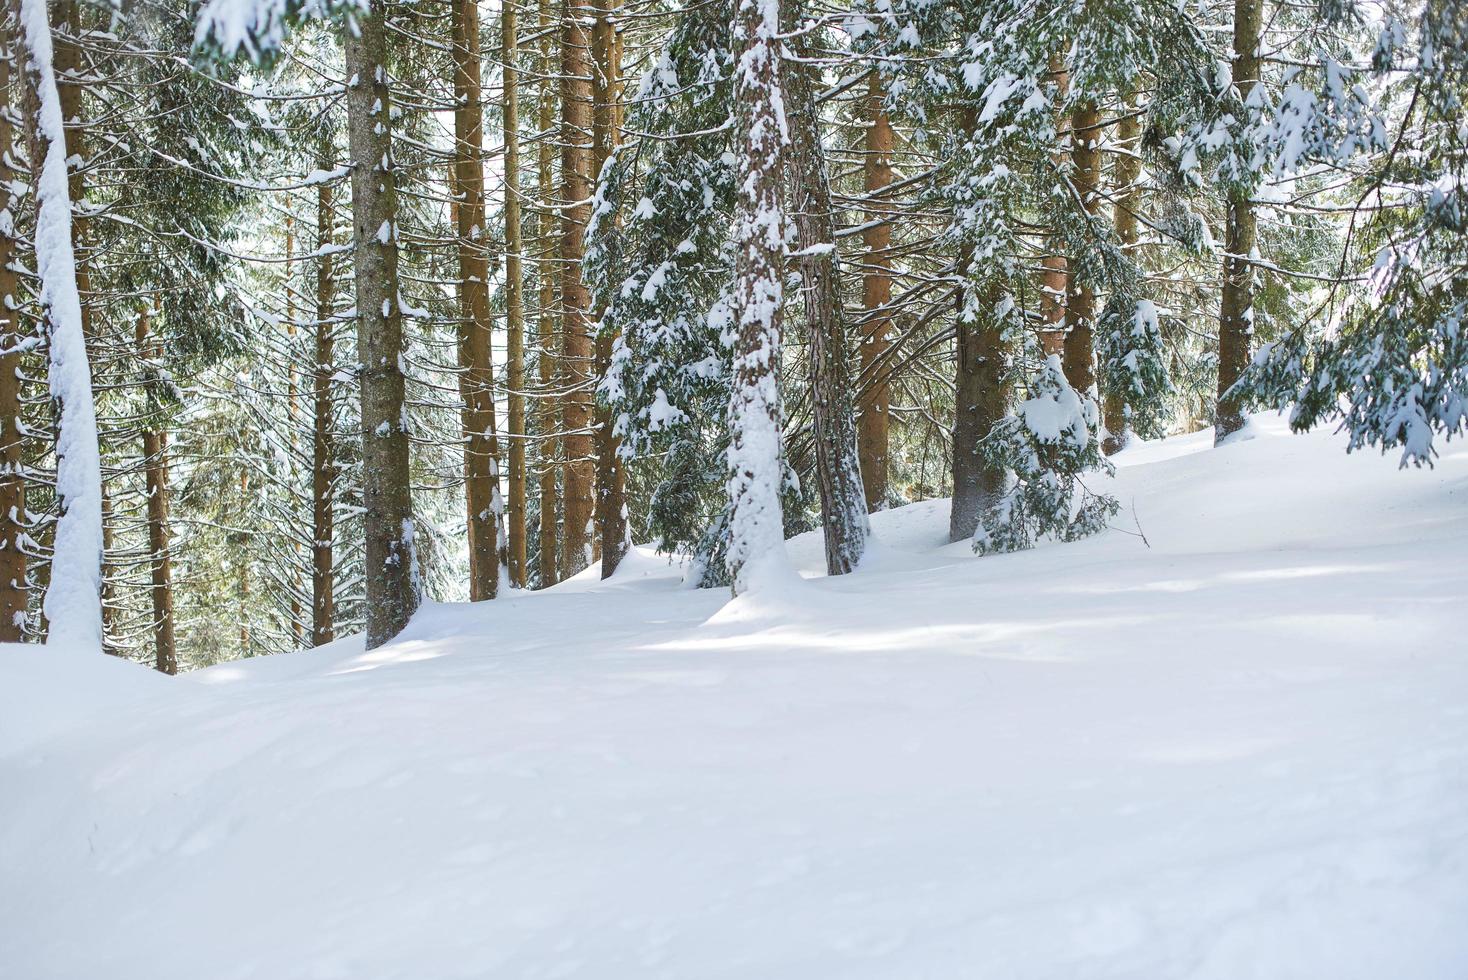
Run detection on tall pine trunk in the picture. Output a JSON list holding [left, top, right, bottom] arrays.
[[591, 0, 627, 578], [1062, 101, 1101, 399], [345, 0, 419, 648], [20, 0, 104, 648], [312, 143, 336, 647], [949, 109, 1009, 543], [1215, 0, 1262, 442], [726, 0, 788, 593], [136, 309, 176, 675], [1104, 88, 1143, 454], [452, 0, 500, 600], [0, 31, 25, 641], [535, 0, 559, 586], [502, 0, 529, 588], [558, 0, 596, 579], [783, 35, 867, 576], [858, 71, 893, 512]]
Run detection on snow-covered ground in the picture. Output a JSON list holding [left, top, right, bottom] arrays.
[[4, 414, 1467, 979]]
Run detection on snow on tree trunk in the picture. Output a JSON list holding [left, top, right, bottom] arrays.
[[312, 153, 336, 647], [0, 24, 27, 644], [345, 0, 419, 649], [725, 0, 791, 595], [19, 0, 104, 650], [783, 31, 868, 576]]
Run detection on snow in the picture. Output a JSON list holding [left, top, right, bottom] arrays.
[[4, 414, 1468, 978]]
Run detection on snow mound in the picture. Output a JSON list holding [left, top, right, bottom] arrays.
[[3, 414, 1467, 979]]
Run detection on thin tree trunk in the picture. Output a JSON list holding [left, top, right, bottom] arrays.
[[784, 34, 867, 575], [1104, 87, 1143, 455], [239, 471, 249, 656], [345, 0, 419, 648], [949, 109, 1009, 543], [536, 0, 559, 586], [284, 216, 304, 643], [1062, 100, 1101, 399], [452, 0, 500, 600], [312, 142, 336, 647], [1215, 0, 1262, 443], [726, 0, 788, 593], [0, 29, 26, 641], [502, 0, 529, 588], [1039, 52, 1069, 356], [858, 71, 893, 512], [558, 0, 596, 579], [136, 308, 176, 674], [591, 0, 628, 578]]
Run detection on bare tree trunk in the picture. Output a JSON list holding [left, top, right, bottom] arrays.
[[1062, 100, 1101, 399], [345, 0, 419, 648], [559, 0, 595, 579], [1039, 52, 1069, 356], [312, 143, 336, 647], [536, 0, 560, 587], [1215, 0, 1262, 443], [1104, 87, 1143, 455], [0, 30, 26, 641], [949, 109, 1009, 543], [591, 0, 628, 578], [284, 217, 304, 644], [452, 0, 501, 600], [136, 309, 176, 674], [784, 35, 867, 575], [502, 0, 529, 588], [858, 71, 893, 512], [726, 0, 788, 593]]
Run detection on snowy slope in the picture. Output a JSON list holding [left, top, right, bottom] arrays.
[[3, 415, 1468, 979]]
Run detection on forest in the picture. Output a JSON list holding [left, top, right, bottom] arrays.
[[2, 0, 1467, 974]]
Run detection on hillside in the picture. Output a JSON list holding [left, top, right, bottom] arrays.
[[3, 414, 1467, 979]]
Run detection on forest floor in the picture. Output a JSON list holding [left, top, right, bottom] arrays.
[[3, 413, 1468, 979]]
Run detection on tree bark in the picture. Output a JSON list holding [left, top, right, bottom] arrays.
[[451, 0, 501, 600], [591, 0, 628, 578], [858, 71, 893, 512], [0, 28, 26, 641], [536, 0, 560, 586], [784, 36, 867, 575], [1215, 0, 1262, 443], [502, 0, 529, 588], [1062, 100, 1102, 399], [949, 109, 1009, 543], [1104, 87, 1143, 455], [726, 0, 788, 593], [312, 140, 336, 647], [136, 309, 176, 674], [1039, 52, 1069, 356], [558, 0, 596, 580], [345, 0, 419, 648]]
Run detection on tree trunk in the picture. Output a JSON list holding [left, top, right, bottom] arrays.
[[558, 0, 596, 580], [1062, 100, 1101, 399], [0, 32, 26, 641], [452, 0, 501, 600], [536, 0, 560, 587], [1039, 52, 1069, 356], [784, 36, 868, 575], [345, 0, 419, 648], [502, 0, 529, 588], [136, 309, 176, 675], [284, 216, 304, 644], [1215, 0, 1262, 443], [1104, 88, 1143, 455], [949, 109, 1009, 543], [858, 71, 893, 512], [312, 142, 336, 647], [591, 0, 628, 579], [726, 0, 788, 594]]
